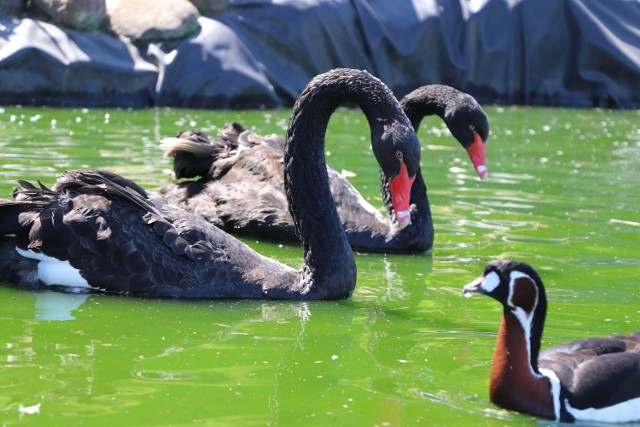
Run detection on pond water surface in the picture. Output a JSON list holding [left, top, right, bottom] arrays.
[[0, 106, 639, 426]]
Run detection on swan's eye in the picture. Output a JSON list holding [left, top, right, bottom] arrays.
[[395, 150, 403, 161], [469, 125, 475, 131]]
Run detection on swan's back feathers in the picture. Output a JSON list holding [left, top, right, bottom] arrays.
[[165, 129, 234, 180], [55, 169, 159, 214], [165, 122, 270, 181], [158, 132, 296, 240], [193, 143, 294, 239], [1, 170, 298, 297], [164, 121, 287, 183]]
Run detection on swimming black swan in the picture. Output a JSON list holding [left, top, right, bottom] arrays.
[[0, 68, 420, 299], [464, 260, 640, 422], [158, 85, 489, 253]]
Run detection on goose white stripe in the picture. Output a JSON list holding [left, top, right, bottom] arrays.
[[539, 368, 561, 421], [507, 271, 542, 380], [565, 396, 640, 423], [16, 248, 91, 289]]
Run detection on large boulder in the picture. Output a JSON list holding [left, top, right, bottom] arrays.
[[106, 0, 199, 41], [0, 18, 158, 108], [30, 0, 107, 30]]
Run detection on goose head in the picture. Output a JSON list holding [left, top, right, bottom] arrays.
[[463, 260, 548, 373], [463, 260, 546, 321]]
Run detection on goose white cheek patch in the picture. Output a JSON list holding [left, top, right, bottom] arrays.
[[481, 271, 500, 293]]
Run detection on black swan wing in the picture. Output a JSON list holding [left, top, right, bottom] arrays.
[[2, 170, 294, 298]]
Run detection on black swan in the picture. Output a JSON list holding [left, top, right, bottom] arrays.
[[464, 260, 640, 422], [158, 85, 489, 253], [0, 68, 420, 299]]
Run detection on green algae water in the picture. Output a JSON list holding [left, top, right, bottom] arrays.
[[0, 106, 638, 426]]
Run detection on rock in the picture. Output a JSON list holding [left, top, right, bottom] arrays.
[[0, 0, 25, 15], [106, 0, 200, 41], [189, 0, 228, 15], [30, 0, 107, 30]]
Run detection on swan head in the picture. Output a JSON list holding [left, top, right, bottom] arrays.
[[445, 97, 490, 180], [388, 158, 415, 228], [374, 121, 421, 228]]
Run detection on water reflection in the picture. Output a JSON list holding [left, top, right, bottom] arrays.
[[34, 291, 90, 321], [2, 295, 359, 423], [355, 254, 433, 307], [127, 300, 359, 425]]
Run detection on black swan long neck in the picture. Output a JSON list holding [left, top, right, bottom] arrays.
[[377, 84, 489, 251], [284, 69, 418, 294], [400, 85, 466, 130], [378, 86, 469, 249]]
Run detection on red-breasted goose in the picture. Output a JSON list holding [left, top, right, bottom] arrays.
[[464, 260, 640, 422], [0, 68, 420, 299], [158, 85, 489, 254]]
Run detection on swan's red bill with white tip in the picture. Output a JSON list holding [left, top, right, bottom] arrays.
[[388, 161, 415, 228], [463, 260, 640, 423], [466, 131, 488, 179]]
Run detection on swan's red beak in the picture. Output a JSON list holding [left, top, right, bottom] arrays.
[[389, 161, 415, 228], [466, 132, 488, 180]]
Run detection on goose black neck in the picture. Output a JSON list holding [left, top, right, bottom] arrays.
[[528, 281, 548, 373], [400, 85, 463, 131], [504, 267, 548, 373], [283, 69, 410, 298]]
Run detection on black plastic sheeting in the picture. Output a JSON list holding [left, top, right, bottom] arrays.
[[1, 0, 639, 109]]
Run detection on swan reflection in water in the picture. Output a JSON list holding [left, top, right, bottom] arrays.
[[34, 291, 90, 321]]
